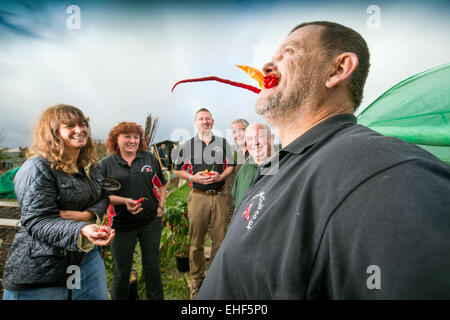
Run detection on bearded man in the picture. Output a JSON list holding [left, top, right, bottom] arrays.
[[197, 21, 450, 299]]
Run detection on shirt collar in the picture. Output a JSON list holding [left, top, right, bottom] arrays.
[[195, 134, 216, 144], [258, 114, 355, 173], [114, 151, 144, 166], [283, 114, 356, 155], [246, 156, 257, 165]]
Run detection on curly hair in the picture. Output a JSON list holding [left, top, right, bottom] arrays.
[[105, 121, 148, 154], [27, 104, 97, 175]]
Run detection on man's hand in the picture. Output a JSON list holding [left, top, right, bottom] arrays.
[[192, 171, 215, 185], [156, 207, 164, 217], [205, 171, 222, 184], [81, 224, 115, 246]]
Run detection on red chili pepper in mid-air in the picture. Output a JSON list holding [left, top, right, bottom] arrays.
[[171, 76, 262, 94], [171, 65, 279, 94]]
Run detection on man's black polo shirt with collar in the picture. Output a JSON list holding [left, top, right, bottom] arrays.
[[197, 114, 450, 299], [174, 134, 235, 192], [98, 150, 167, 232]]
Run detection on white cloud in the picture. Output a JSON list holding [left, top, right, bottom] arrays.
[[0, 2, 449, 148]]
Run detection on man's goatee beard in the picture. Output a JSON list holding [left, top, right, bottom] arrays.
[[255, 91, 281, 116], [255, 88, 304, 121]]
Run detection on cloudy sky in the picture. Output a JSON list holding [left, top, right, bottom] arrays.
[[0, 0, 449, 148]]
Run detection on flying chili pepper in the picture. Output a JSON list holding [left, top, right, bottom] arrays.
[[171, 65, 280, 94], [236, 65, 265, 89], [171, 76, 261, 94]]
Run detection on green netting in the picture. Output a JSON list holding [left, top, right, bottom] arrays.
[[0, 167, 20, 199], [357, 62, 450, 163]]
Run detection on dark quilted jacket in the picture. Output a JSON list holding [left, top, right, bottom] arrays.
[[2, 156, 109, 290]]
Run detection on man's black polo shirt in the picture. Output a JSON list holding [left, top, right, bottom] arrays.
[[197, 114, 450, 299], [174, 135, 234, 191], [98, 151, 167, 232]]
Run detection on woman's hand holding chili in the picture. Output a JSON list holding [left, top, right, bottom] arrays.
[[81, 224, 115, 246], [125, 198, 143, 215]]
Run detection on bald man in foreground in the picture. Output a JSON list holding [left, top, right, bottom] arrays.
[[198, 21, 450, 299]]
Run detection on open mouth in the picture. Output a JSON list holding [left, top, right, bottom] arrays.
[[263, 73, 280, 89], [71, 135, 86, 141]]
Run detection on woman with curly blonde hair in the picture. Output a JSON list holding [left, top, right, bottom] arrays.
[[27, 104, 98, 174], [3, 104, 114, 300], [99, 121, 167, 300]]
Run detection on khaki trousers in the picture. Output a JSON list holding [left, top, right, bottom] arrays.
[[187, 190, 228, 284]]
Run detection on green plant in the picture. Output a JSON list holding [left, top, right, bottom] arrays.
[[161, 199, 190, 258], [101, 245, 114, 286]]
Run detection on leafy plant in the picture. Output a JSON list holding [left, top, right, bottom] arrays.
[[100, 245, 114, 287], [161, 199, 190, 258]]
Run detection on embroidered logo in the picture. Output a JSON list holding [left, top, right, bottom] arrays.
[[214, 146, 222, 153], [241, 203, 254, 221], [141, 165, 152, 173], [242, 191, 265, 231]]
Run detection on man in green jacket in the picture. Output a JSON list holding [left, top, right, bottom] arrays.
[[232, 123, 273, 208]]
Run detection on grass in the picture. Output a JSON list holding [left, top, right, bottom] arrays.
[[133, 244, 190, 300], [166, 181, 190, 204]]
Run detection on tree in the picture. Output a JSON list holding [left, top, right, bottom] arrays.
[[0, 130, 10, 161]]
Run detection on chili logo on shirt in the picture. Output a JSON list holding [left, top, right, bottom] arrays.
[[141, 165, 152, 173], [241, 191, 265, 231]]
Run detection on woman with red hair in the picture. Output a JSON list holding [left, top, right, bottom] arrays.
[[99, 122, 168, 300]]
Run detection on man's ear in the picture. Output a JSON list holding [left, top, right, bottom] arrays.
[[326, 52, 359, 88]]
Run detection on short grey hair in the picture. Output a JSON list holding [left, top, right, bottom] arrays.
[[231, 118, 249, 128]]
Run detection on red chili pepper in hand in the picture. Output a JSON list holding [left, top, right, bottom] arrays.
[[136, 197, 147, 203], [97, 205, 116, 232], [130, 197, 148, 207]]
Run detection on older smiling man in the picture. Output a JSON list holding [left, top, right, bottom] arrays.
[[231, 122, 273, 208], [197, 21, 450, 299]]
